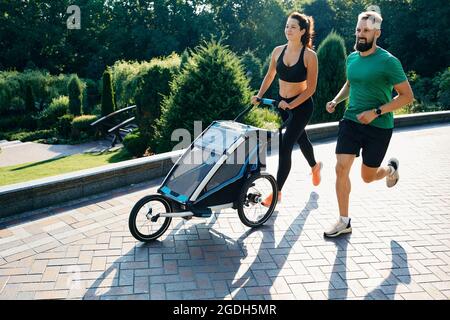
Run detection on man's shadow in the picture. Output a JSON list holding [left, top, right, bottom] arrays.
[[364, 240, 411, 300], [83, 192, 319, 300], [325, 234, 351, 300]]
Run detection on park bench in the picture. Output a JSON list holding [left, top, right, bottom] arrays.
[[90, 105, 138, 147]]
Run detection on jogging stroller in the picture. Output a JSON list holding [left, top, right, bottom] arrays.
[[129, 98, 292, 242]]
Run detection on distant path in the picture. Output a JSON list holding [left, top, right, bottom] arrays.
[[0, 140, 115, 167]]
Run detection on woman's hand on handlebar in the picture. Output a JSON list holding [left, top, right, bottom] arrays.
[[251, 95, 261, 105], [278, 100, 290, 110]]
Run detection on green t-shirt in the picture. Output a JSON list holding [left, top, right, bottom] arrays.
[[344, 47, 407, 129]]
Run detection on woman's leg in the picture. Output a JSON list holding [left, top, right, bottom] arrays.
[[276, 104, 312, 190], [297, 98, 316, 167]]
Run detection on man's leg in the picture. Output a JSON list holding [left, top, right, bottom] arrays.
[[324, 154, 356, 238], [360, 164, 391, 183], [335, 154, 356, 218]]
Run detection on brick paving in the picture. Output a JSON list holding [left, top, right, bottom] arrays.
[[0, 123, 449, 300]]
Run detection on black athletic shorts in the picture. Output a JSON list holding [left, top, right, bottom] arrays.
[[335, 119, 393, 168]]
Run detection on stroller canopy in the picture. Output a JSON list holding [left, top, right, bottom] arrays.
[[159, 120, 268, 205]]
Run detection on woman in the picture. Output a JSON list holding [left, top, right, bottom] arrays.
[[251, 12, 322, 206]]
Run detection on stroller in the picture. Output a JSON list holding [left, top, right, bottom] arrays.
[[129, 98, 291, 242]]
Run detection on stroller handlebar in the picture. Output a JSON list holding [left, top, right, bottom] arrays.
[[255, 97, 279, 107], [233, 97, 292, 130]]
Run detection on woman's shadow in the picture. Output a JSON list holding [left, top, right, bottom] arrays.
[[83, 191, 319, 300]]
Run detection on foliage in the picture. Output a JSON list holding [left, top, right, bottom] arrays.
[[311, 31, 347, 124], [154, 41, 252, 153], [68, 74, 84, 116], [122, 130, 148, 157], [101, 68, 116, 116]]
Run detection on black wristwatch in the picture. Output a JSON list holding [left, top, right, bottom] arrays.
[[374, 107, 382, 117]]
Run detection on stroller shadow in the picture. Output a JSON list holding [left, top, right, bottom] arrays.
[[83, 192, 319, 300], [228, 191, 319, 299], [364, 240, 411, 300]]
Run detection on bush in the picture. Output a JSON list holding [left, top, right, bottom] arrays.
[[123, 130, 148, 157], [68, 75, 83, 116], [37, 96, 69, 129], [243, 107, 280, 131], [111, 60, 153, 108], [408, 67, 450, 111], [70, 115, 98, 140], [0, 70, 83, 115], [101, 68, 116, 116], [57, 114, 75, 138], [154, 41, 252, 153], [311, 31, 347, 124], [9, 129, 56, 142], [132, 54, 181, 145]]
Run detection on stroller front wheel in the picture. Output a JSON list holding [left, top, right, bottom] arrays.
[[129, 194, 172, 242], [237, 172, 278, 227]]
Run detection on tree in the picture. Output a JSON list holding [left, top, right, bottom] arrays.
[[68, 75, 83, 116], [311, 31, 347, 124], [154, 40, 252, 153], [101, 68, 116, 117]]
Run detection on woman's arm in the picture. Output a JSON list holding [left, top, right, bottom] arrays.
[[286, 49, 318, 109]]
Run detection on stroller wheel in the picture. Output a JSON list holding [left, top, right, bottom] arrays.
[[129, 194, 172, 242], [237, 172, 278, 227]]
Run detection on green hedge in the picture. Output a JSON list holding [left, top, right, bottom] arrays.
[[0, 70, 84, 116], [36, 96, 69, 129], [123, 130, 148, 157], [132, 54, 181, 147], [9, 129, 56, 142], [71, 115, 98, 140]]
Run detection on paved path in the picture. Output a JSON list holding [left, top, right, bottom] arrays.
[[0, 123, 449, 300], [0, 139, 114, 167]]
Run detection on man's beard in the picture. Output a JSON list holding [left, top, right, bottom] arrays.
[[355, 37, 374, 52]]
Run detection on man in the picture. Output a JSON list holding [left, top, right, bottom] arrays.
[[324, 11, 414, 238]]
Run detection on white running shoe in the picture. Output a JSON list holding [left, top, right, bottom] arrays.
[[386, 157, 399, 188], [324, 218, 352, 238]]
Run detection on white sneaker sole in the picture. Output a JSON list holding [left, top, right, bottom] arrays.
[[324, 227, 352, 238]]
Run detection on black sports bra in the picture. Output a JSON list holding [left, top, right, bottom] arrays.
[[276, 45, 307, 83]]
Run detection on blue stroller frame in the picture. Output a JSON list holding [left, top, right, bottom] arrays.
[[129, 99, 291, 242]]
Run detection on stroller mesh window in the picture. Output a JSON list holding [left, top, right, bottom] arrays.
[[165, 145, 218, 197], [204, 137, 253, 193]]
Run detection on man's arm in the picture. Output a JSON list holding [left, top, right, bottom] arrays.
[[378, 80, 414, 114], [326, 80, 350, 113], [357, 80, 414, 124], [333, 80, 350, 105]]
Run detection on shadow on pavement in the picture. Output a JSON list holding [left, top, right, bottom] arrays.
[[364, 240, 411, 300], [325, 234, 351, 300], [83, 192, 319, 300]]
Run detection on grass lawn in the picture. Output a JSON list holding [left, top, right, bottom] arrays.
[[0, 149, 132, 187]]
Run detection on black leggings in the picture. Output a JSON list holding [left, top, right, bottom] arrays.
[[276, 95, 316, 191]]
